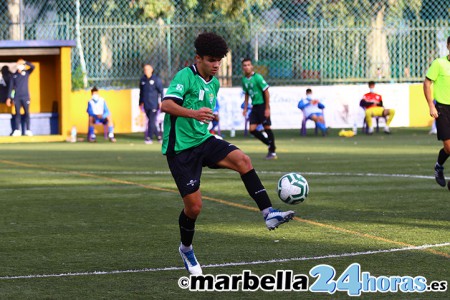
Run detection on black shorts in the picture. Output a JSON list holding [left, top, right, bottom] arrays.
[[249, 104, 271, 126], [435, 103, 450, 141], [167, 136, 239, 197]]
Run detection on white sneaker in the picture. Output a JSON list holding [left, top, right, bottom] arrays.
[[12, 130, 21, 137], [25, 130, 33, 136], [383, 126, 391, 134], [367, 127, 374, 134], [264, 208, 295, 230], [179, 246, 202, 275], [265, 152, 278, 160], [108, 133, 116, 142]]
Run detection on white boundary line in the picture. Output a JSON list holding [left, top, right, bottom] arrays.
[[37, 170, 434, 180], [0, 171, 433, 192], [1, 242, 448, 280]]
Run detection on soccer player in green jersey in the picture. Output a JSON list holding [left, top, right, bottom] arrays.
[[424, 36, 450, 189], [161, 32, 295, 275], [241, 57, 278, 159]]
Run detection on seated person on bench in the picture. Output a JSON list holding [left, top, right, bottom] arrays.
[[87, 86, 116, 142]]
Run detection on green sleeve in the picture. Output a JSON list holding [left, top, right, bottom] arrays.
[[426, 59, 440, 81], [164, 68, 191, 101], [256, 74, 269, 91]]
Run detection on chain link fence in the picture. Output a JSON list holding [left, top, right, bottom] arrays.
[[1, 0, 449, 89]]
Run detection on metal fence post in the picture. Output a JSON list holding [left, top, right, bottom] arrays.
[[166, 17, 172, 80]]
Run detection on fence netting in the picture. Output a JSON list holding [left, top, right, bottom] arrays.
[[1, 0, 449, 89]]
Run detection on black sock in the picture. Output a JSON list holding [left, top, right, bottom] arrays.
[[265, 129, 276, 152], [241, 169, 272, 211], [250, 130, 270, 145], [437, 148, 449, 166], [179, 209, 196, 247]]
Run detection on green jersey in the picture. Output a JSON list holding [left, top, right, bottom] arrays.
[[241, 72, 269, 106], [162, 65, 219, 155], [426, 56, 450, 105]]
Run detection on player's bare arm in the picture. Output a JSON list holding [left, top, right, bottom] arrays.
[[242, 94, 249, 117], [264, 89, 270, 118]]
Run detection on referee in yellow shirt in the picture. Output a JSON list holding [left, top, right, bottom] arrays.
[[424, 36, 450, 189]]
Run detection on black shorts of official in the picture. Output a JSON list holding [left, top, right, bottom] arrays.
[[249, 104, 271, 126], [435, 103, 450, 141], [167, 136, 239, 197]]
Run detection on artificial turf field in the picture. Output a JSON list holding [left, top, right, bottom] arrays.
[[0, 128, 448, 299]]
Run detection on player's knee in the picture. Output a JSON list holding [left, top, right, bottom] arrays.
[[249, 129, 258, 136], [186, 203, 202, 218], [444, 143, 450, 154], [236, 152, 253, 173]]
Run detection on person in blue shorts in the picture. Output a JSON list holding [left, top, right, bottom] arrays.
[[298, 88, 327, 135], [87, 86, 116, 143]]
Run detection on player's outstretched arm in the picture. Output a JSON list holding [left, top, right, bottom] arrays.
[[161, 99, 214, 122]]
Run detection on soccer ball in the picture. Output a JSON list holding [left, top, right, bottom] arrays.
[[277, 173, 309, 204]]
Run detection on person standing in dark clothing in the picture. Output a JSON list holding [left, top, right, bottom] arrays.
[[139, 63, 164, 144], [7, 59, 35, 136], [0, 66, 11, 104], [0, 65, 14, 134]]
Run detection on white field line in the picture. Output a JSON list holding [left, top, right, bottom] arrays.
[[0, 171, 433, 192], [42, 170, 434, 180], [1, 242, 448, 280]]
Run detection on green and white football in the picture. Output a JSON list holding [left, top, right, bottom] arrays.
[[277, 173, 309, 204]]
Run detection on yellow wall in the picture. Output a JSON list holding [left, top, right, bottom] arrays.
[[28, 61, 40, 112], [59, 47, 72, 136], [69, 89, 132, 135], [39, 55, 59, 112], [409, 83, 434, 127]]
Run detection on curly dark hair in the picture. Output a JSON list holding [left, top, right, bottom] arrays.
[[194, 32, 228, 58]]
